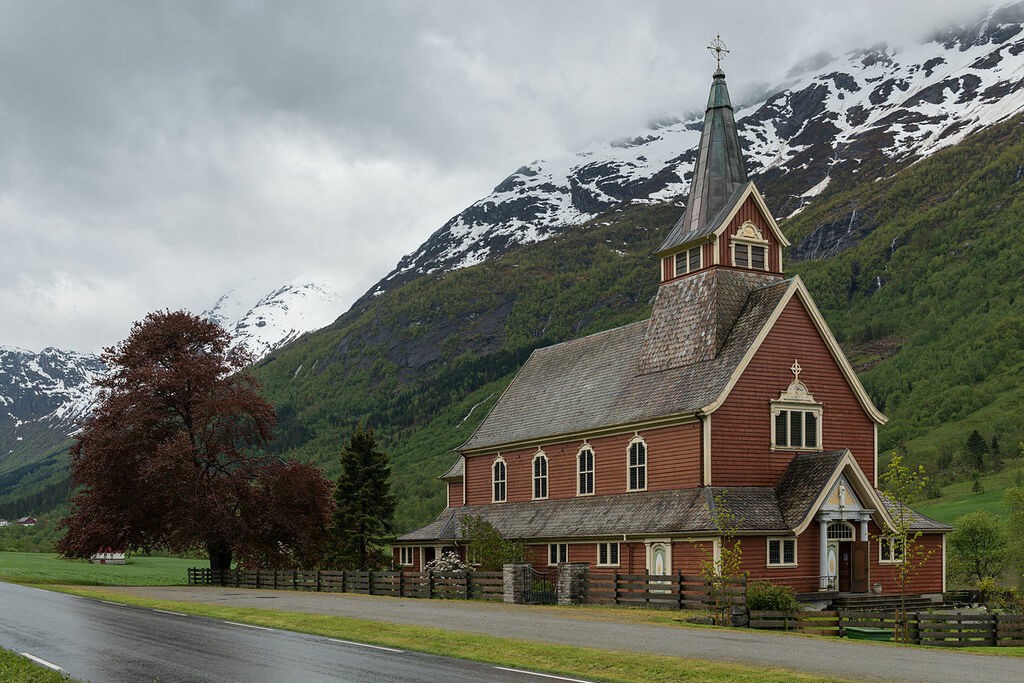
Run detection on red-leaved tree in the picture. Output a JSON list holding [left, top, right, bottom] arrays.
[[56, 310, 333, 570]]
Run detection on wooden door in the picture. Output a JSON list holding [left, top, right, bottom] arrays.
[[851, 541, 869, 593]]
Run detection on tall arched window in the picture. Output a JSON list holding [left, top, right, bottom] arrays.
[[628, 437, 647, 491], [577, 445, 594, 496], [492, 457, 506, 503], [532, 451, 548, 500]]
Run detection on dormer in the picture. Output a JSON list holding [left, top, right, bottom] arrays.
[[657, 67, 790, 283]]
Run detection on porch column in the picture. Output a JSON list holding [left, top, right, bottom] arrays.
[[859, 518, 869, 542], [819, 517, 829, 590]]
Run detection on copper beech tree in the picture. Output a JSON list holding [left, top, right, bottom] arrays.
[[57, 310, 333, 570]]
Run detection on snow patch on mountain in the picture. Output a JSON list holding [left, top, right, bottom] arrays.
[[375, 2, 1024, 291]]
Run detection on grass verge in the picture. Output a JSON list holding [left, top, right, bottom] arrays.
[[44, 585, 853, 683], [0, 647, 73, 682]]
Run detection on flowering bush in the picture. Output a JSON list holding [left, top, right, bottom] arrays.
[[424, 551, 467, 573]]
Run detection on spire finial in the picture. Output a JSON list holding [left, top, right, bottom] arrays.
[[708, 34, 729, 69], [791, 359, 802, 382]]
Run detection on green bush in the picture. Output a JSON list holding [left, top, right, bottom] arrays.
[[746, 580, 800, 611]]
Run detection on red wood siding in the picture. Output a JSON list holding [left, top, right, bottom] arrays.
[[711, 297, 877, 486], [447, 481, 464, 507], [673, 540, 713, 573], [716, 195, 782, 273], [662, 256, 673, 282], [463, 423, 702, 505], [740, 529, 822, 593], [868, 522, 945, 594]]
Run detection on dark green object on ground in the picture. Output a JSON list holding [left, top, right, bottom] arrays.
[[844, 626, 892, 641]]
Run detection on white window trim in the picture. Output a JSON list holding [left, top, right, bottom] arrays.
[[627, 436, 648, 492], [770, 404, 823, 451], [730, 220, 770, 271], [548, 543, 568, 566], [879, 536, 904, 565], [492, 456, 507, 503], [399, 546, 415, 567], [577, 444, 595, 496], [532, 450, 549, 500], [767, 537, 798, 567], [597, 541, 621, 567], [673, 246, 702, 277]]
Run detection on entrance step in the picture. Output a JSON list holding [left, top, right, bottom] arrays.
[[830, 594, 943, 612]]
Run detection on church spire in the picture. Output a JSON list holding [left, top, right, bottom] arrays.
[[658, 38, 749, 255]]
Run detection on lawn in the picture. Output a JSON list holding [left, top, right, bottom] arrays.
[[0, 551, 195, 586], [0, 648, 75, 683], [916, 463, 1024, 524]]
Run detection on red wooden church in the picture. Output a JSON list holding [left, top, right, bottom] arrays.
[[395, 64, 949, 598]]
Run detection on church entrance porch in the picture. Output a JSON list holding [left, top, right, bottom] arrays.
[[817, 476, 873, 592]]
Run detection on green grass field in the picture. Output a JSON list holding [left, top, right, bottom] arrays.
[[0, 551, 194, 586], [916, 464, 1024, 524], [0, 648, 74, 683]]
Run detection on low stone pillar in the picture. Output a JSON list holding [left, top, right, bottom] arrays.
[[503, 563, 530, 604], [557, 563, 589, 605]]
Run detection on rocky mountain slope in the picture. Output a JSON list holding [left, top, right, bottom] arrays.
[[376, 1, 1024, 293]]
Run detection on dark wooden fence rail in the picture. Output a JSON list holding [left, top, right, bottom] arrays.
[[585, 572, 746, 609], [746, 608, 1024, 647], [187, 567, 504, 601]]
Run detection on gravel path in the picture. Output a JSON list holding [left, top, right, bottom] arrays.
[[106, 586, 1019, 683]]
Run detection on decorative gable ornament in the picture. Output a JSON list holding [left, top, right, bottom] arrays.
[[776, 359, 816, 404], [770, 360, 823, 451]]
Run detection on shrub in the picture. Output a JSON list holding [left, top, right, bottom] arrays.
[[424, 551, 467, 574], [746, 580, 800, 611]]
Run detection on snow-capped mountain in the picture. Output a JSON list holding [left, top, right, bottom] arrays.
[[375, 1, 1024, 292], [202, 279, 345, 360], [0, 346, 105, 461]]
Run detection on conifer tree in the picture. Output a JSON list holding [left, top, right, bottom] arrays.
[[327, 424, 396, 569], [966, 430, 989, 472]]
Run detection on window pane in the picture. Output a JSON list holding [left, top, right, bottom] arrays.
[[806, 412, 818, 448], [783, 540, 795, 564], [599, 543, 607, 565], [674, 252, 686, 276], [638, 464, 646, 489], [751, 246, 765, 270], [610, 543, 619, 565], [560, 545, 568, 563], [775, 411, 787, 447], [790, 411, 803, 447], [734, 244, 748, 267], [689, 247, 701, 272], [769, 540, 780, 564]]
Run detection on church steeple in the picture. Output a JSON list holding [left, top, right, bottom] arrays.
[[658, 64, 748, 254], [656, 38, 789, 284]]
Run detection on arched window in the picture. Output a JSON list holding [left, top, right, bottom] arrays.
[[492, 458, 506, 503], [827, 522, 855, 541], [532, 451, 548, 500], [577, 445, 594, 496], [628, 437, 647, 491]]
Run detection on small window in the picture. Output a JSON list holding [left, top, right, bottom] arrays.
[[548, 543, 568, 566], [532, 452, 548, 500], [774, 409, 820, 449], [880, 537, 904, 564], [492, 458, 507, 503], [734, 243, 748, 268], [751, 245, 766, 270], [399, 547, 415, 566], [628, 438, 647, 491], [827, 522, 854, 541], [577, 446, 594, 496], [673, 246, 702, 277], [767, 538, 797, 566], [597, 542, 620, 567]]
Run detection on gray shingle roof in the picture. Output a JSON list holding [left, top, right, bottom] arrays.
[[438, 457, 464, 481], [775, 450, 848, 529], [460, 269, 788, 452], [877, 491, 953, 532]]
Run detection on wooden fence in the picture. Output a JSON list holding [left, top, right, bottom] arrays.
[[187, 567, 504, 601], [585, 572, 746, 609], [748, 608, 1024, 647]]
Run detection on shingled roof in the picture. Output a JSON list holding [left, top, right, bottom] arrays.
[[399, 451, 949, 543], [460, 269, 788, 452]]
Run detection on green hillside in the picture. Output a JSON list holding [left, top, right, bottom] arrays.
[[251, 112, 1024, 533]]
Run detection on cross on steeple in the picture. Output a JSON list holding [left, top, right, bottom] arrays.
[[791, 359, 802, 382], [708, 35, 729, 69]]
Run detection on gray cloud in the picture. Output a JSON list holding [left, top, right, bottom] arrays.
[[0, 0, 999, 351]]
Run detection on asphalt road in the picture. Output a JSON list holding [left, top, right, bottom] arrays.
[[113, 585, 1024, 683], [0, 582, 592, 682]]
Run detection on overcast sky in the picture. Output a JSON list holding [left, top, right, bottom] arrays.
[[0, 0, 999, 353]]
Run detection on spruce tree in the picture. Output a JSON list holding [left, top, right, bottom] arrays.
[[328, 424, 396, 569], [966, 430, 989, 472]]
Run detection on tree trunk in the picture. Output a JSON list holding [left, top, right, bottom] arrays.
[[207, 538, 233, 572]]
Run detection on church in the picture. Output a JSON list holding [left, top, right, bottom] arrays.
[[395, 55, 949, 599]]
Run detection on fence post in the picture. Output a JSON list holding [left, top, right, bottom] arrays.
[[429, 570, 436, 599]]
